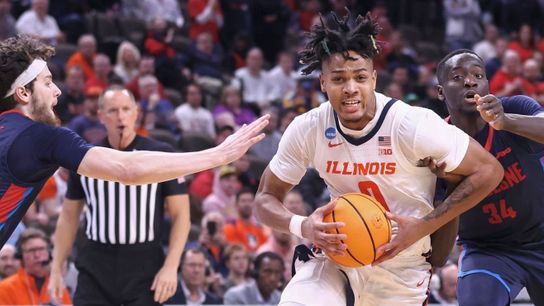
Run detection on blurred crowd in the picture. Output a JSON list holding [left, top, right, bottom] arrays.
[[1, 0, 544, 304]]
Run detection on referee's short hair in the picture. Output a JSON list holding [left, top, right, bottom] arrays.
[[98, 85, 137, 109]]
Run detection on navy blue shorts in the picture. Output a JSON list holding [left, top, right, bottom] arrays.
[[457, 245, 544, 306]]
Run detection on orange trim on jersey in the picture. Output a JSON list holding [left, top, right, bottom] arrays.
[[484, 126, 494, 152], [0, 109, 25, 117]]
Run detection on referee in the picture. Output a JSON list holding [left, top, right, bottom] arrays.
[[49, 86, 190, 305]]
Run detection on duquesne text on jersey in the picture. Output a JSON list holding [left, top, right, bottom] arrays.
[[325, 160, 396, 175]]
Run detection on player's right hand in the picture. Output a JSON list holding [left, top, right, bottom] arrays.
[[301, 200, 347, 256], [48, 269, 64, 303], [417, 156, 463, 184], [216, 114, 269, 164]]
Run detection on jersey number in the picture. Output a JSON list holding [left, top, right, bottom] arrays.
[[482, 199, 517, 224], [358, 181, 390, 211]]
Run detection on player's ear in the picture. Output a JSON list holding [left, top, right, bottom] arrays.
[[13, 87, 31, 104], [436, 85, 445, 101], [319, 73, 325, 92]]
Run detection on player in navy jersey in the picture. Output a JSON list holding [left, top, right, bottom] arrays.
[[0, 36, 269, 249], [436, 49, 544, 306]]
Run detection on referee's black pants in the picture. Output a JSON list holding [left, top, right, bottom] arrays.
[[74, 240, 165, 306]]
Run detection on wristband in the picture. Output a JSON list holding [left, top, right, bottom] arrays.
[[289, 215, 306, 239]]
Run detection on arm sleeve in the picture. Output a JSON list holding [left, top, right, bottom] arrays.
[[9, 124, 92, 183], [65, 171, 86, 200], [153, 142, 187, 196], [397, 108, 470, 172], [501, 95, 544, 116], [268, 115, 312, 185]]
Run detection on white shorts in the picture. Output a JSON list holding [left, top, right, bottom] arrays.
[[279, 236, 432, 306]]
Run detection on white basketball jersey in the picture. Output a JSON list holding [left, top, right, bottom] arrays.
[[270, 92, 469, 219]]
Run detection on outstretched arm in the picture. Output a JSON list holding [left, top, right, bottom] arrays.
[[476, 94, 544, 143], [375, 138, 503, 264], [77, 115, 269, 185]]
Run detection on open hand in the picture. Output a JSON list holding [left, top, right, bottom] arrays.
[[217, 114, 269, 164], [301, 200, 347, 256], [151, 265, 178, 303]]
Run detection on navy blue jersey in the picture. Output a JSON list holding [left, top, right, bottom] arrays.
[[0, 111, 92, 247], [458, 96, 544, 249]]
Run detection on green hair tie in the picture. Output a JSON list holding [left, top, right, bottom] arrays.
[[321, 38, 331, 56], [369, 35, 378, 52]]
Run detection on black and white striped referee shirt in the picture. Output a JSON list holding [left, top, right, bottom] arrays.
[[65, 135, 186, 244]]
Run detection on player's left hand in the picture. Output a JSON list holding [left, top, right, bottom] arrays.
[[475, 94, 506, 130], [373, 212, 430, 265], [151, 264, 178, 303]]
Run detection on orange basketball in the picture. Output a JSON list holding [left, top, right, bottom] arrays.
[[323, 193, 392, 267]]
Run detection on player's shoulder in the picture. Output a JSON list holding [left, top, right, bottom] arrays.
[[293, 102, 331, 126]]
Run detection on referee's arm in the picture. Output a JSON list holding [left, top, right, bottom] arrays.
[[151, 194, 190, 303], [49, 198, 85, 301]]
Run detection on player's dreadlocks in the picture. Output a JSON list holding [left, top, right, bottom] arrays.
[[299, 11, 381, 75], [0, 35, 55, 113]]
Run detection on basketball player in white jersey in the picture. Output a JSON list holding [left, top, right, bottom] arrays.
[[254, 12, 504, 306]]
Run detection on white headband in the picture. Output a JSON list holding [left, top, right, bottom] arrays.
[[3, 59, 47, 98]]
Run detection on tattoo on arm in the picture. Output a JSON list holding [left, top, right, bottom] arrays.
[[424, 177, 475, 221]]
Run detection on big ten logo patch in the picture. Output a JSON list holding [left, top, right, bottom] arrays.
[[378, 148, 392, 156]]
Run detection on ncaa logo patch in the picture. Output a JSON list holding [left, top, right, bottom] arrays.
[[325, 127, 336, 139]]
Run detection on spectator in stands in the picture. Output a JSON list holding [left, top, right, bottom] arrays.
[[56, 66, 85, 124], [203, 165, 240, 218], [188, 0, 224, 42], [223, 32, 252, 73], [490, 49, 534, 96], [127, 0, 184, 27], [138, 74, 176, 132], [67, 85, 107, 144], [443, 0, 482, 51], [523, 58, 544, 105], [188, 212, 229, 277], [473, 23, 499, 63], [223, 244, 251, 291], [234, 47, 271, 112], [508, 23, 537, 62], [223, 251, 283, 305], [0, 228, 72, 305], [188, 126, 235, 200], [224, 187, 267, 253], [184, 31, 224, 81], [249, 107, 281, 162], [0, 0, 16, 40], [65, 34, 96, 81], [385, 30, 418, 74], [250, 0, 290, 64], [86, 53, 117, 90], [174, 83, 216, 139], [428, 262, 458, 305], [257, 230, 295, 282], [15, 0, 64, 45], [485, 37, 508, 80], [126, 56, 166, 100], [213, 85, 256, 128], [114, 41, 141, 84], [167, 248, 221, 305], [219, 0, 251, 49], [0, 244, 18, 281], [282, 76, 325, 114], [267, 51, 297, 103], [144, 17, 176, 60]]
